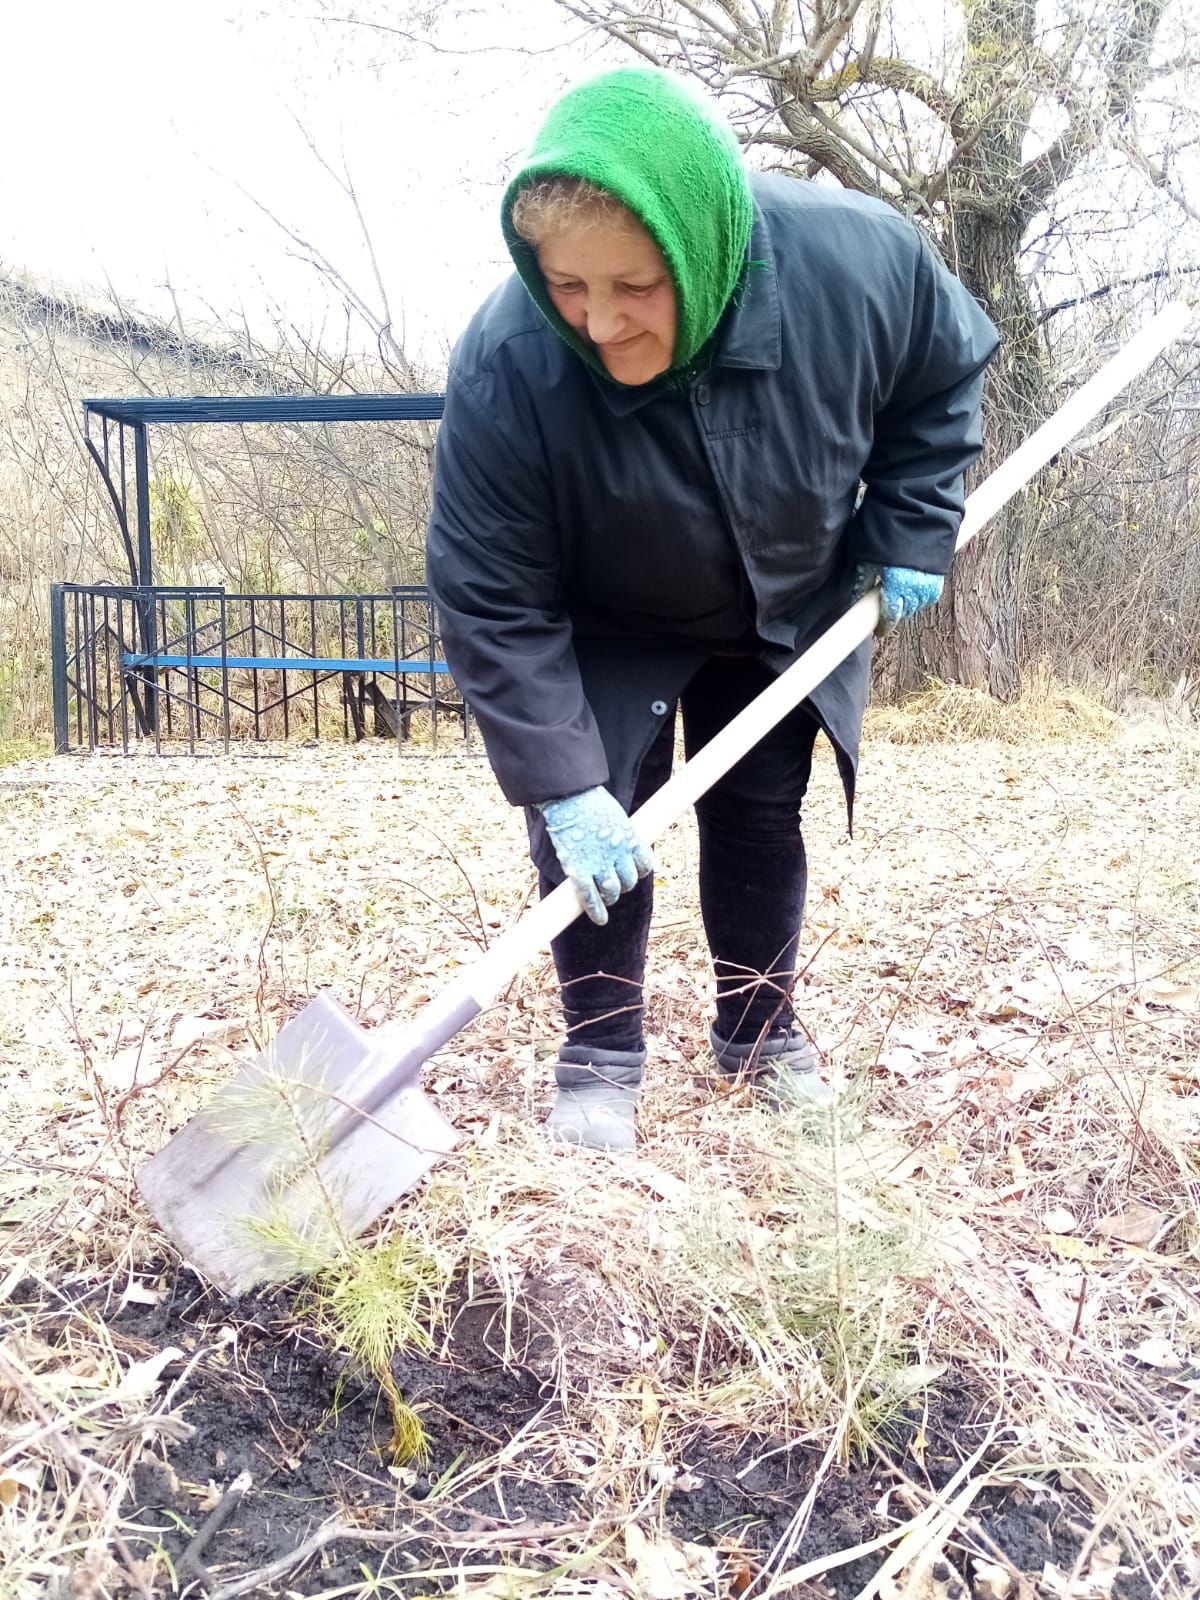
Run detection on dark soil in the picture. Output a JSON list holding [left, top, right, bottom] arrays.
[[96, 1268, 1153, 1599]]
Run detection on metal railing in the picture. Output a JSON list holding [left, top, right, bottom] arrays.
[[50, 583, 470, 754]]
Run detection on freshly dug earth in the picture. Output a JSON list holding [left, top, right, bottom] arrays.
[[100, 1269, 1147, 1599]]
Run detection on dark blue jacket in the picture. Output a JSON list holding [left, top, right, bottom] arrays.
[[427, 177, 999, 868]]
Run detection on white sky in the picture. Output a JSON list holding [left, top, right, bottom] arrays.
[[1, 0, 604, 369], [3, 1, 1194, 375]]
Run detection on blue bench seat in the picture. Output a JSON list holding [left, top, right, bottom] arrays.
[[122, 654, 449, 674]]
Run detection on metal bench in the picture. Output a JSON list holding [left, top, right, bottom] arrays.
[[52, 579, 468, 754], [121, 654, 449, 673], [118, 650, 464, 746]]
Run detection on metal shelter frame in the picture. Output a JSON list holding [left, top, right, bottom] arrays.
[[82, 390, 446, 592], [72, 392, 452, 752]]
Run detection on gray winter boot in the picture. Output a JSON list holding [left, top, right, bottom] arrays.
[[710, 1025, 833, 1110], [547, 1044, 646, 1151]]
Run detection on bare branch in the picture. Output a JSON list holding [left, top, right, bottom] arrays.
[[1018, 0, 1171, 213], [792, 93, 933, 207], [1118, 125, 1200, 224], [1037, 264, 1200, 323], [808, 0, 867, 76], [755, 106, 878, 191]]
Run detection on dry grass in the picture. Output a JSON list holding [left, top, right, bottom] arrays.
[[0, 736, 51, 769], [2, 719, 1199, 1597], [867, 662, 1125, 744]]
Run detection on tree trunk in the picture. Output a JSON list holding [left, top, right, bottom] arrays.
[[878, 0, 1050, 700], [880, 257, 1050, 699]]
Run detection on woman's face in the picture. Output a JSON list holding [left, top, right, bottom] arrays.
[[538, 220, 676, 385]]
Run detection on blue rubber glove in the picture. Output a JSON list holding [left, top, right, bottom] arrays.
[[537, 786, 654, 926], [854, 564, 945, 636]]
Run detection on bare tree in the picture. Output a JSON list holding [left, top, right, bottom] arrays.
[[555, 0, 1199, 696]]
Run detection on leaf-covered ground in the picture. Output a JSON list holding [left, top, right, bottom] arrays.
[[2, 717, 1198, 1599]]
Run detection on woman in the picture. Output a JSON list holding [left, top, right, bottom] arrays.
[[426, 68, 998, 1150]]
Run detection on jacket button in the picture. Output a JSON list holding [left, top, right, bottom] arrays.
[[650, 699, 668, 716], [695, 383, 711, 405]]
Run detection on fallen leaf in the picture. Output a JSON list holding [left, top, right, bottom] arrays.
[[879, 1044, 927, 1080], [1128, 1336, 1182, 1369], [976, 977, 1058, 1022], [891, 1361, 949, 1397], [0, 1465, 41, 1506], [625, 1522, 718, 1599], [1093, 1203, 1169, 1246], [1003, 1063, 1060, 1101], [1040, 1539, 1122, 1597], [169, 1013, 242, 1051], [1166, 1062, 1200, 1096], [637, 1165, 691, 1204], [118, 1280, 162, 1312], [730, 1562, 755, 1596], [931, 1216, 984, 1265], [1044, 1235, 1103, 1263], [1041, 1206, 1077, 1235], [1024, 1265, 1094, 1331], [635, 1377, 661, 1449], [970, 1559, 1014, 1600], [117, 1345, 183, 1399], [1141, 979, 1200, 1012], [195, 1479, 224, 1512]]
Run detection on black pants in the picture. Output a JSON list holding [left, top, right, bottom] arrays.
[[541, 657, 818, 1053]]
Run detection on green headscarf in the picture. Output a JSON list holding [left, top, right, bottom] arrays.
[[501, 67, 753, 382]]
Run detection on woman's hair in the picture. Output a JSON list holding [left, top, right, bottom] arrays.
[[509, 175, 639, 245]]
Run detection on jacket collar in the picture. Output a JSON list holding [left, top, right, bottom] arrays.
[[712, 197, 782, 373], [589, 196, 781, 417]]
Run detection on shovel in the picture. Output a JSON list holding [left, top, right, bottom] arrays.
[[137, 301, 1192, 1296]]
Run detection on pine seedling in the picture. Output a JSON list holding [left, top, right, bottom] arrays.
[[300, 1233, 446, 1465], [308, 1234, 441, 1367], [226, 1033, 441, 1461], [244, 1171, 445, 1465]]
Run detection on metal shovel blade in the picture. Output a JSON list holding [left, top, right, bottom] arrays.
[[137, 992, 458, 1296]]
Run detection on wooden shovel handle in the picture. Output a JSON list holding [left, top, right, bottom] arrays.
[[354, 299, 1192, 1100]]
